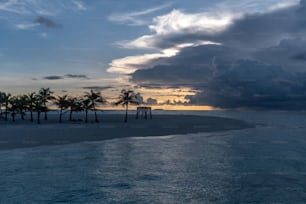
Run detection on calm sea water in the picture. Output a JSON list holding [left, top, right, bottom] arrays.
[[1, 111, 306, 203]]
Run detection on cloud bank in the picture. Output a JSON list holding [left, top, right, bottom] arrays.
[[110, 0, 306, 110]]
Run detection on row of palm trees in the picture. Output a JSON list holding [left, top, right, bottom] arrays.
[[0, 88, 140, 124]]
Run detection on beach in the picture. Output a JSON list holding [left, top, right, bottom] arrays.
[[0, 113, 253, 150], [1, 111, 306, 203]]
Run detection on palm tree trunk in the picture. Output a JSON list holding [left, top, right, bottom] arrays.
[[43, 100, 47, 120], [85, 110, 88, 123], [5, 103, 8, 121], [37, 111, 41, 124], [44, 111, 47, 120], [69, 109, 73, 121], [59, 109, 62, 123], [30, 110, 33, 122], [94, 105, 98, 123], [125, 103, 128, 123], [12, 112, 15, 122]]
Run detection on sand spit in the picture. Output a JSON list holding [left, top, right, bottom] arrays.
[[0, 114, 254, 150]]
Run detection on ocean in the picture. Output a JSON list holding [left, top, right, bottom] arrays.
[[1, 111, 306, 203]]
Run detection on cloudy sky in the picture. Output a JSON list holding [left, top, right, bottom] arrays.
[[1, 0, 306, 109]]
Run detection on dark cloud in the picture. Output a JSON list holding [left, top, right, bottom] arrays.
[[130, 0, 306, 110], [43, 75, 64, 80], [34, 16, 61, 28], [132, 45, 232, 87], [187, 60, 306, 110], [146, 97, 157, 105], [120, 0, 306, 110], [147, 2, 306, 51], [132, 40, 306, 109], [82, 86, 113, 90], [133, 65, 210, 87], [292, 52, 306, 61], [42, 74, 89, 80], [135, 93, 144, 104], [132, 45, 235, 88], [65, 74, 89, 79], [216, 7, 299, 49], [159, 99, 187, 106], [254, 38, 306, 72]]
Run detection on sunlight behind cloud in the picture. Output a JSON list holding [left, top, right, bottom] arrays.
[[118, 9, 233, 50], [108, 40, 221, 74], [149, 9, 233, 35], [107, 52, 175, 74]]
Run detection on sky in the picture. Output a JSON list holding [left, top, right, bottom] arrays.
[[1, 0, 306, 110]]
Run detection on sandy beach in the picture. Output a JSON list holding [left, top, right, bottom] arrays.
[[0, 113, 254, 150]]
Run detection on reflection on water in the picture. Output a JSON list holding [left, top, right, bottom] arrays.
[[96, 133, 232, 203], [0, 132, 232, 203], [1, 111, 306, 203]]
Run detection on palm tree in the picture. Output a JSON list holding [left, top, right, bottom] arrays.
[[115, 89, 140, 122], [15, 95, 27, 120], [34, 94, 44, 124], [54, 95, 69, 123], [39, 88, 54, 120], [84, 90, 106, 123], [2, 92, 11, 121], [9, 96, 18, 122], [82, 98, 93, 123], [26, 92, 36, 122], [68, 97, 76, 121], [67, 97, 83, 121], [0, 91, 4, 116]]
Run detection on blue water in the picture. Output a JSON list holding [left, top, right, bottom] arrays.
[[1, 111, 306, 203]]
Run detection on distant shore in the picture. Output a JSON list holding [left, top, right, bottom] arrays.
[[0, 114, 254, 150]]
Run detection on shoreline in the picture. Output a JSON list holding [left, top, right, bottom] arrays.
[[0, 114, 254, 150]]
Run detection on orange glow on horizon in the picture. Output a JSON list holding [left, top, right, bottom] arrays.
[[102, 105, 218, 111]]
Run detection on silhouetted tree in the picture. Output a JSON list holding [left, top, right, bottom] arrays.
[[8, 96, 18, 122], [2, 92, 11, 121], [26, 92, 36, 122], [54, 95, 69, 123], [16, 95, 27, 120], [115, 89, 140, 122], [0, 89, 146, 124], [0, 92, 4, 116], [67, 97, 83, 121], [39, 88, 54, 120], [34, 94, 44, 124], [84, 90, 106, 122], [82, 98, 93, 123]]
